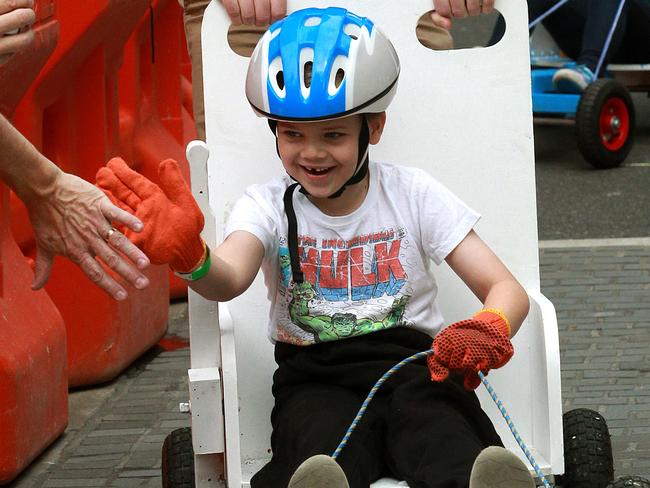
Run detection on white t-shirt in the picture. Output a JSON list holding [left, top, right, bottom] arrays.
[[224, 161, 480, 346]]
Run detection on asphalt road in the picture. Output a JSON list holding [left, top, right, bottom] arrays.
[[535, 93, 650, 240]]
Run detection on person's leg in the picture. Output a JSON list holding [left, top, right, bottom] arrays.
[[386, 371, 503, 488], [612, 0, 650, 64], [547, 0, 629, 91], [251, 381, 385, 488], [577, 0, 629, 73], [251, 335, 399, 488]]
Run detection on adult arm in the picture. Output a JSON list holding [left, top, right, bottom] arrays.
[[0, 114, 150, 299]]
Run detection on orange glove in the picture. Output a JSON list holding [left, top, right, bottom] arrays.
[[96, 158, 205, 273], [427, 310, 514, 390]]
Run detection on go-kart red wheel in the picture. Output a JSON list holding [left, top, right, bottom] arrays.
[[575, 79, 635, 169]]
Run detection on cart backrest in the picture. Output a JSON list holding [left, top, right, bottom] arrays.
[[199, 0, 558, 484]]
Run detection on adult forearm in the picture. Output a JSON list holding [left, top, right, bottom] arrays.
[[0, 114, 61, 199]]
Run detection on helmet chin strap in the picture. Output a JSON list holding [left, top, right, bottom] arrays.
[[278, 116, 371, 286], [268, 116, 371, 199]]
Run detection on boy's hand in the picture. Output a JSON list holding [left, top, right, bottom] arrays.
[[96, 158, 205, 273], [428, 310, 513, 390]]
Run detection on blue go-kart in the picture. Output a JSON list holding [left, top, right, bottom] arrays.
[[529, 0, 650, 169]]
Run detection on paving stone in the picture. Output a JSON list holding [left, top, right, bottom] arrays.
[[109, 479, 150, 488], [43, 480, 106, 487], [117, 470, 161, 478]]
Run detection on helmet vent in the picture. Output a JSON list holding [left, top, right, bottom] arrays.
[[335, 69, 345, 88], [304, 16, 321, 27], [268, 56, 286, 98], [304, 61, 313, 88], [344, 23, 361, 40], [328, 55, 348, 96]]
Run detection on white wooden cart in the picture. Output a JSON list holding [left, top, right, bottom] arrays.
[[161, 1, 616, 487]]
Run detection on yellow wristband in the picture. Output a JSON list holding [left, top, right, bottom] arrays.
[[474, 308, 511, 337]]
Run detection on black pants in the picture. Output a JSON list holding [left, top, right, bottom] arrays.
[[491, 0, 650, 72], [250, 328, 503, 488]]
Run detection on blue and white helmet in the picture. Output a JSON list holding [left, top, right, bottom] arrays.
[[246, 7, 400, 122]]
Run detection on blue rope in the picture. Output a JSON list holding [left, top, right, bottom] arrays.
[[529, 0, 571, 29], [594, 0, 627, 78], [331, 350, 552, 488], [479, 371, 552, 488], [331, 349, 433, 460]]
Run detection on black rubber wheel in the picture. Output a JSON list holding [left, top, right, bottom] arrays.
[[561, 408, 614, 488], [575, 79, 635, 169], [607, 476, 650, 488], [162, 427, 195, 488]]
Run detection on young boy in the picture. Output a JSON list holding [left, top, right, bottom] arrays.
[[97, 7, 534, 488]]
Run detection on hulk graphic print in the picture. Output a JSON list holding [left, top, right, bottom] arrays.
[[276, 227, 415, 345], [224, 162, 481, 345]]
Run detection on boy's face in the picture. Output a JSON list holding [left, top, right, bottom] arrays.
[[276, 114, 385, 202]]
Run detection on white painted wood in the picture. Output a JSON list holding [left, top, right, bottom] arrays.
[[189, 367, 224, 454], [187, 141, 229, 488], [187, 141, 221, 370], [195, 454, 224, 487], [192, 0, 564, 485]]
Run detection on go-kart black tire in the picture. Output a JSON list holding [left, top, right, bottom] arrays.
[[607, 476, 650, 488], [575, 79, 635, 169], [561, 408, 614, 488], [162, 427, 195, 488]]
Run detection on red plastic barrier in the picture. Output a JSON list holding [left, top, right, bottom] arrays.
[[7, 0, 195, 386], [0, 186, 68, 484]]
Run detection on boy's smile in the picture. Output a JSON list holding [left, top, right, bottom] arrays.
[[277, 113, 385, 216]]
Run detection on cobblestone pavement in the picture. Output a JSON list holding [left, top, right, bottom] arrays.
[[540, 244, 650, 480], [9, 244, 650, 486]]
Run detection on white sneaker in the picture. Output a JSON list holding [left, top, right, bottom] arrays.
[[552, 64, 596, 93], [469, 446, 536, 488], [287, 455, 350, 488]]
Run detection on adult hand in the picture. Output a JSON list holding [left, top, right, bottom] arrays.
[[96, 158, 205, 273], [27, 171, 151, 300], [221, 0, 286, 26], [430, 0, 495, 31], [0, 0, 36, 65], [427, 310, 513, 390]]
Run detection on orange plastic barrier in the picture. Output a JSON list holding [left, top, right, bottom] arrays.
[[0, 186, 68, 484], [0, 3, 67, 483], [7, 0, 195, 386]]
